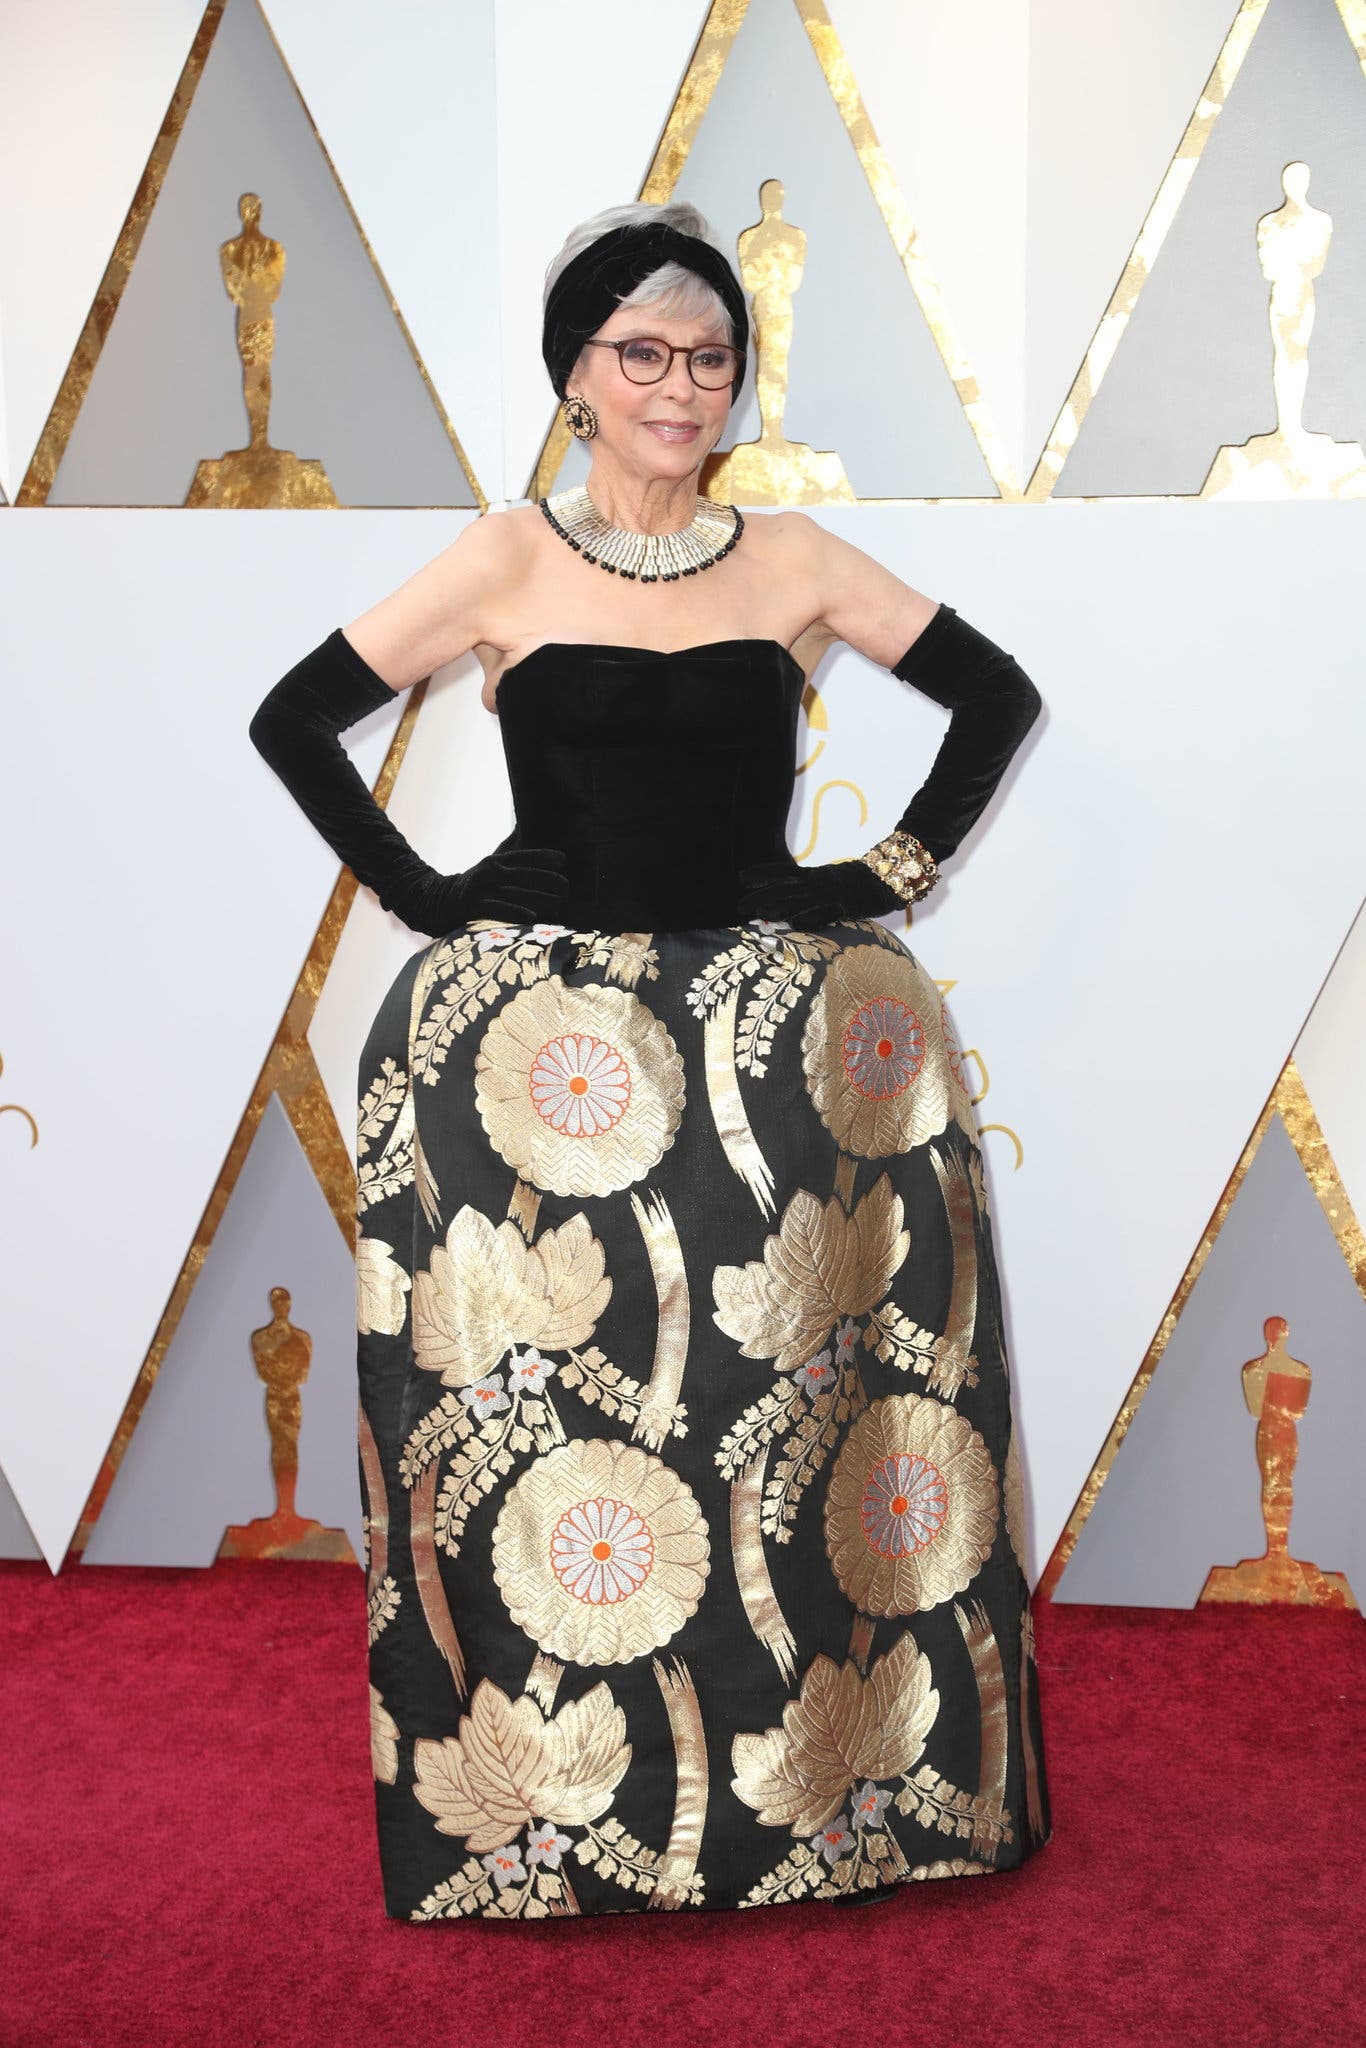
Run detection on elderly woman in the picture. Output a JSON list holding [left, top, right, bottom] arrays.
[[249, 200, 1051, 1923]]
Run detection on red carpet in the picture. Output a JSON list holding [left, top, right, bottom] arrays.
[[2, 1558, 1360, 2048]]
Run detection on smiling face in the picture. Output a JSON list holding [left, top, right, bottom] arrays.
[[566, 297, 736, 482]]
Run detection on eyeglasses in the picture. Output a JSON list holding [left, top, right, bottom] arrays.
[[581, 336, 744, 390]]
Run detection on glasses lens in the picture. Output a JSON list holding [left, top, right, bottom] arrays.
[[690, 346, 738, 389], [619, 339, 669, 383]]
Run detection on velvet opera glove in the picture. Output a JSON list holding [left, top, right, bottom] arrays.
[[247, 628, 570, 938], [735, 603, 1042, 927]]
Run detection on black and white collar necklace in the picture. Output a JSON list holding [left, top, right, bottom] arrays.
[[538, 483, 743, 582]]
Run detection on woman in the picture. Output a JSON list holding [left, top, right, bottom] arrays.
[[249, 199, 1051, 1921]]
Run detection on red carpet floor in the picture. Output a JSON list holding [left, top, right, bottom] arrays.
[[2, 1557, 1361, 2048]]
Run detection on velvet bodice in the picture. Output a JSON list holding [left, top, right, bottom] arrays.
[[494, 638, 805, 930]]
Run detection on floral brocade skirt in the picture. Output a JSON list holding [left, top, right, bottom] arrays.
[[354, 915, 1052, 1922]]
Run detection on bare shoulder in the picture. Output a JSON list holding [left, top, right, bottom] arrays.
[[742, 506, 826, 570], [338, 508, 537, 692], [758, 511, 941, 671]]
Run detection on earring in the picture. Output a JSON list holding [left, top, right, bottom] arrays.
[[562, 392, 598, 440]]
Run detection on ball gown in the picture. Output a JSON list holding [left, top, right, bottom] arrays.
[[353, 637, 1052, 1920]]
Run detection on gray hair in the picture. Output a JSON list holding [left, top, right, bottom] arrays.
[[543, 200, 738, 345]]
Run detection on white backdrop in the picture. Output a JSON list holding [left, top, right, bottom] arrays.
[[2, 0, 1364, 1586]]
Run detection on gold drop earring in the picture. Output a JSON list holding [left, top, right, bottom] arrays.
[[562, 392, 598, 440]]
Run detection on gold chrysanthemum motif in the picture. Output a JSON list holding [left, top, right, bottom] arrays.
[[824, 1392, 999, 1614], [491, 1438, 711, 1664], [475, 977, 685, 1197], [802, 944, 965, 1157]]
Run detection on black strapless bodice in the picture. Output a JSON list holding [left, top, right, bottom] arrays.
[[495, 639, 805, 930]]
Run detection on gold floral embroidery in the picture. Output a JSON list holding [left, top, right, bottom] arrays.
[[410, 923, 558, 1084], [801, 944, 975, 1157], [685, 926, 846, 1078], [370, 1684, 400, 1784], [569, 929, 660, 987], [824, 1391, 999, 1614], [412, 1205, 611, 1388], [731, 1628, 939, 1837], [712, 1174, 909, 1374], [476, 978, 686, 1198], [356, 1234, 412, 1336], [356, 1056, 414, 1213], [413, 1673, 631, 1853], [491, 1438, 711, 1663]]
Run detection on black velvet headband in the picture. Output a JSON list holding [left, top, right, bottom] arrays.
[[542, 222, 750, 402]]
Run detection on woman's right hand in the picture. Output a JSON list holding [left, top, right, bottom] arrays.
[[422, 844, 571, 932]]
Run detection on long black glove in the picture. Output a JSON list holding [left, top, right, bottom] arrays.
[[248, 628, 570, 938], [736, 603, 1041, 925]]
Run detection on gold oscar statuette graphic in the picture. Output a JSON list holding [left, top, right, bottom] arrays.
[[1200, 161, 1366, 500], [185, 193, 338, 508], [218, 1285, 355, 1561], [703, 177, 853, 506], [1200, 1315, 1355, 1608]]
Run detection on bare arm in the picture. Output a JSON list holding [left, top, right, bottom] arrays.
[[736, 513, 1041, 924], [776, 512, 944, 668], [247, 514, 566, 935], [337, 510, 529, 691]]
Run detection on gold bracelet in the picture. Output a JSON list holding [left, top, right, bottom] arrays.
[[859, 828, 940, 905]]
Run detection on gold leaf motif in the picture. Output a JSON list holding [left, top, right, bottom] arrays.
[[731, 1629, 939, 1837], [370, 1684, 400, 1784], [356, 1234, 412, 1337], [412, 1205, 611, 1387], [712, 1174, 910, 1373], [412, 1674, 630, 1853], [530, 1213, 614, 1354]]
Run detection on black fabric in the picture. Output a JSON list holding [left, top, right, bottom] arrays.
[[889, 604, 1043, 862], [542, 222, 751, 400], [734, 605, 1042, 922], [247, 629, 569, 936], [495, 638, 802, 929], [735, 850, 903, 928], [354, 636, 1054, 1922]]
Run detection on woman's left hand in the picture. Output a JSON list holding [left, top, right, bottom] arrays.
[[735, 852, 902, 927]]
